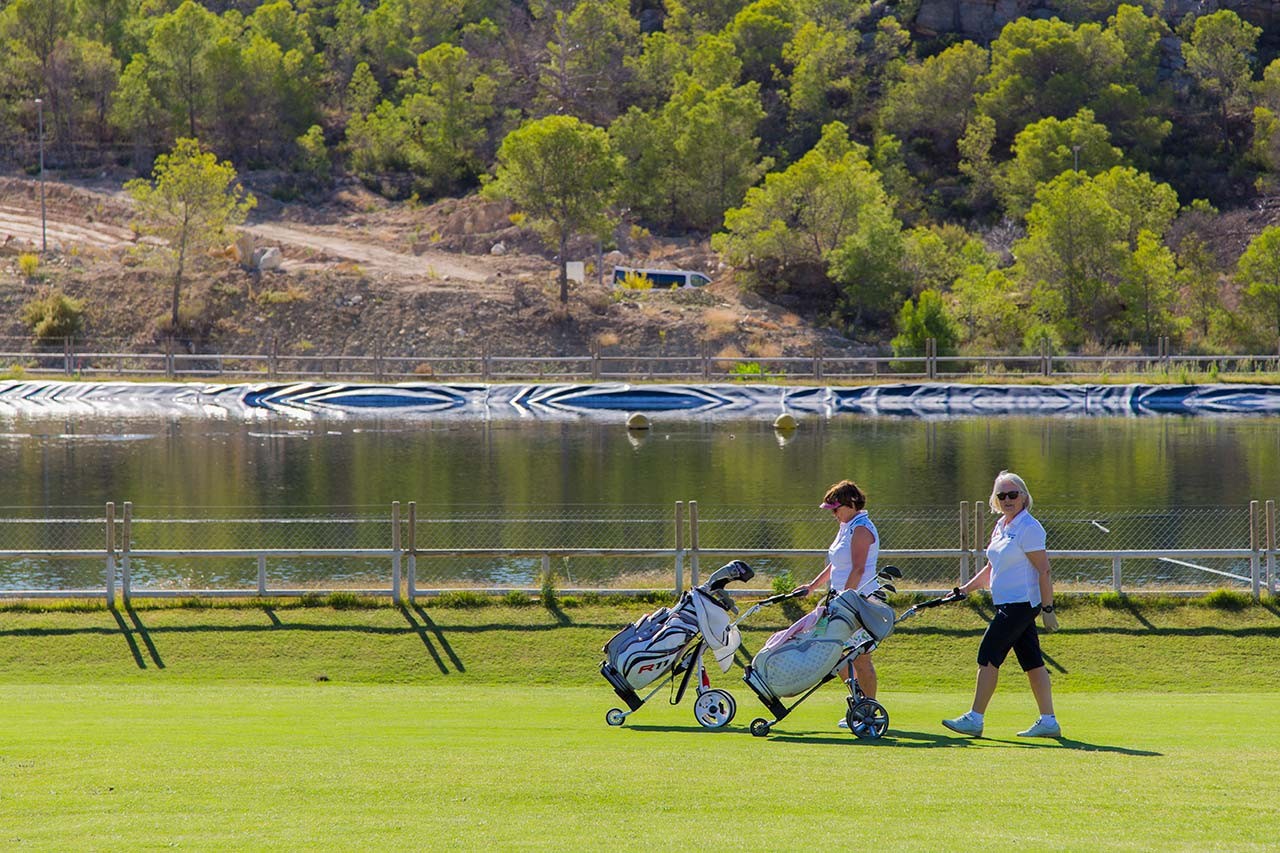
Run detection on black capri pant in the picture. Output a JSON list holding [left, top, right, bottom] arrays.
[[977, 602, 1044, 671]]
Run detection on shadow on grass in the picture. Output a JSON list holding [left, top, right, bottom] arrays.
[[109, 607, 146, 669], [397, 605, 450, 675], [409, 604, 465, 671], [751, 728, 1161, 755], [124, 604, 164, 669]]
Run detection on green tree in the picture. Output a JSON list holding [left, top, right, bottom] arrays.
[[783, 22, 864, 146], [891, 289, 959, 356], [715, 122, 904, 325], [1118, 228, 1181, 344], [537, 0, 639, 124], [485, 115, 622, 304], [879, 41, 987, 158], [125, 138, 256, 332], [947, 265, 1024, 348], [146, 0, 221, 138], [1175, 234, 1224, 343], [1181, 10, 1261, 148], [996, 108, 1123, 219], [1236, 225, 1280, 336]]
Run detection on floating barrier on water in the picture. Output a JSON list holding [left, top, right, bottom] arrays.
[[3, 381, 1280, 418]]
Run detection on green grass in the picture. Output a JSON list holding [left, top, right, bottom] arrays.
[[0, 599, 1277, 849]]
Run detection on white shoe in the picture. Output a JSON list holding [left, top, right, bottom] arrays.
[[942, 713, 983, 737], [837, 718, 848, 728], [1017, 718, 1062, 738]]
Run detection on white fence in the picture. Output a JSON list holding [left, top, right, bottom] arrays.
[[3, 336, 1280, 381], [0, 501, 1275, 603]]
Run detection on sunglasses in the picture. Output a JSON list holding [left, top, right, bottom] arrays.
[[996, 490, 1021, 501]]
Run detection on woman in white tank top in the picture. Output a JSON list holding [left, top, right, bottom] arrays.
[[798, 479, 882, 719]]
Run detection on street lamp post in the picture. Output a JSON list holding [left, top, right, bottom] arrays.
[[1071, 144, 1082, 173], [35, 97, 46, 253]]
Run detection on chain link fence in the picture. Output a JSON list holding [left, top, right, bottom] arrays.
[[0, 502, 1274, 598]]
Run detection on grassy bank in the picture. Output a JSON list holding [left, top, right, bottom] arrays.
[[2, 594, 1277, 691]]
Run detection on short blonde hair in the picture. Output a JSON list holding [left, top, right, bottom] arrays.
[[988, 470, 1033, 514]]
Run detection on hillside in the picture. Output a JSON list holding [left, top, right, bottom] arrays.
[[0, 173, 839, 361]]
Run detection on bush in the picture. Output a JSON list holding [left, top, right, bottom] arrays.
[[326, 591, 377, 609], [435, 590, 490, 609], [771, 571, 795, 596], [1197, 588, 1251, 611], [502, 590, 534, 607], [18, 252, 40, 279], [21, 288, 85, 341]]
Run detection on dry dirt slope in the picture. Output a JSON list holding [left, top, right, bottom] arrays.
[[0, 174, 830, 360]]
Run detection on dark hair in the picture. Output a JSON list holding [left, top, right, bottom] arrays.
[[823, 479, 866, 510]]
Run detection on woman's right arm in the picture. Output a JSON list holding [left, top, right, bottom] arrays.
[[798, 564, 832, 596], [957, 563, 990, 596]]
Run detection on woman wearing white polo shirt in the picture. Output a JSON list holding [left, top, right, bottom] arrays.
[[942, 471, 1061, 738], [797, 479, 881, 726]]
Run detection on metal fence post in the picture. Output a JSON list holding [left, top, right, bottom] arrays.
[[105, 502, 115, 607], [257, 555, 267, 597], [407, 501, 417, 599], [391, 501, 402, 604], [675, 499, 686, 591], [689, 500, 700, 587], [121, 502, 132, 604], [967, 498, 984, 585], [959, 501, 970, 584], [1250, 500, 1261, 600], [63, 336, 72, 376], [1113, 555, 1123, 592]]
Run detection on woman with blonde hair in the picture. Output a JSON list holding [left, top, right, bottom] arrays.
[[942, 470, 1061, 738]]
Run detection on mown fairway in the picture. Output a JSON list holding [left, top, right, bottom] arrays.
[[1, 598, 1277, 850]]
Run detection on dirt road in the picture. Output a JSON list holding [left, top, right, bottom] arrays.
[[0, 176, 502, 282]]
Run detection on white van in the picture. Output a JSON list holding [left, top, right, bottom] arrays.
[[612, 266, 712, 289]]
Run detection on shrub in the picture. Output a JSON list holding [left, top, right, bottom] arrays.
[[502, 590, 534, 607], [540, 568, 558, 609], [21, 288, 85, 341], [436, 590, 490, 608], [18, 252, 40, 279], [327, 591, 376, 609], [730, 361, 765, 380], [1197, 588, 1251, 611], [771, 571, 795, 596], [1098, 591, 1127, 609]]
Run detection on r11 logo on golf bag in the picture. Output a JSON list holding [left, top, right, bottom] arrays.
[[635, 659, 671, 677]]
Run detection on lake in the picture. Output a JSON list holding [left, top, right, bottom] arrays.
[[2, 408, 1276, 592]]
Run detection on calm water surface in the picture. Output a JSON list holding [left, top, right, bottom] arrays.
[[2, 412, 1277, 589]]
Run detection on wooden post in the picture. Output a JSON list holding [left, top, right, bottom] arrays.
[[689, 500, 700, 588], [967, 498, 984, 585], [121, 502, 132, 604], [674, 501, 685, 594], [391, 501, 402, 605], [407, 501, 417, 599], [1250, 500, 1261, 600], [959, 501, 970, 586], [1267, 500, 1276, 596], [105, 502, 116, 607]]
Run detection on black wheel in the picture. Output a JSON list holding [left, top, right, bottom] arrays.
[[693, 689, 736, 729], [750, 718, 771, 738], [606, 708, 626, 727], [846, 699, 889, 739]]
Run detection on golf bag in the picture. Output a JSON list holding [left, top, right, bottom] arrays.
[[745, 589, 895, 700], [601, 560, 753, 712]]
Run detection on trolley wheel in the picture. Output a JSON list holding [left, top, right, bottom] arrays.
[[750, 718, 771, 738], [846, 699, 889, 739], [693, 689, 736, 729], [606, 708, 626, 727]]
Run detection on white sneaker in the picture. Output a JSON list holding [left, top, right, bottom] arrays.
[[942, 713, 983, 737], [1017, 718, 1062, 738], [837, 718, 848, 728]]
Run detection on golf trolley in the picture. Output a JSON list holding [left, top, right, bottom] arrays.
[[601, 560, 754, 730], [742, 566, 938, 739]]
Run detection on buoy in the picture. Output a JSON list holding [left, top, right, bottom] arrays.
[[626, 413, 650, 430], [773, 413, 798, 431]]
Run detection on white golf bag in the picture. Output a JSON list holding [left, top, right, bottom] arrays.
[[745, 589, 896, 700], [601, 560, 753, 712]]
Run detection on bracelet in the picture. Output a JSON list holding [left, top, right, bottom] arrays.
[[1041, 604, 1054, 613]]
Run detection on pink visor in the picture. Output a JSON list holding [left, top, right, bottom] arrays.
[[819, 501, 841, 510]]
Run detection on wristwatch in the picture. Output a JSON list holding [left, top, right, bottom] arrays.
[[1041, 604, 1055, 613]]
